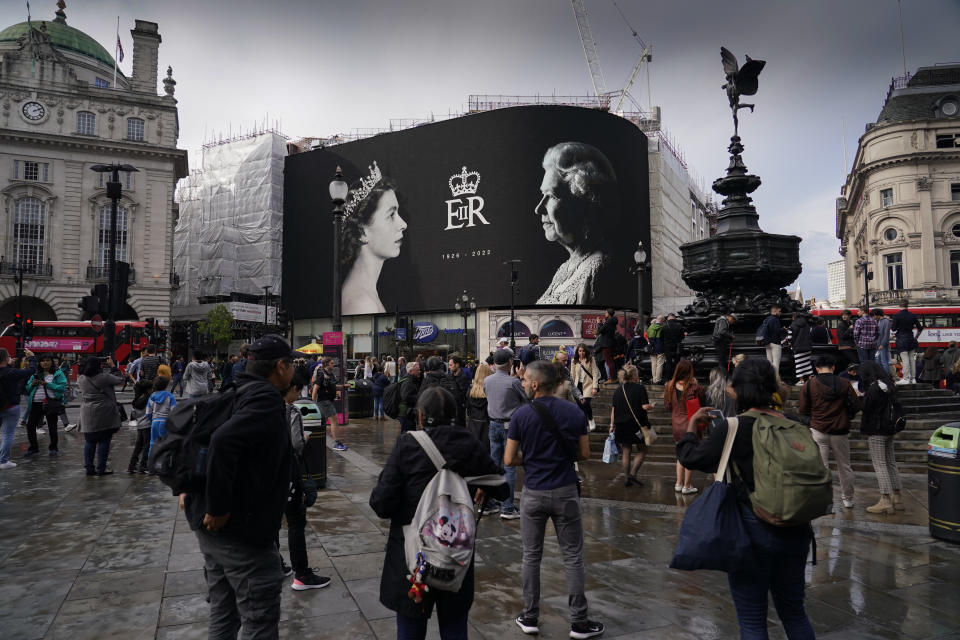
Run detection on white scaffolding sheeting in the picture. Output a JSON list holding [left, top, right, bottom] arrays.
[[173, 132, 286, 308]]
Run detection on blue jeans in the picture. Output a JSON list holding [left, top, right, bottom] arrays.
[[857, 347, 876, 363], [83, 430, 114, 474], [876, 346, 891, 372], [396, 607, 468, 640], [727, 504, 814, 640], [489, 421, 516, 511], [373, 395, 383, 417], [0, 405, 20, 463]]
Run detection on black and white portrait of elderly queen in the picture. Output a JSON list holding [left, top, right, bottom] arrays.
[[340, 161, 407, 315], [535, 141, 623, 305]]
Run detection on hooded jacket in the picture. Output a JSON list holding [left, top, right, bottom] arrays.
[[184, 373, 291, 547], [788, 314, 812, 352], [799, 373, 860, 435], [860, 380, 898, 436]]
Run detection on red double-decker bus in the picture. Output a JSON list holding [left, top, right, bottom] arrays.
[[0, 320, 150, 365], [810, 307, 960, 348]]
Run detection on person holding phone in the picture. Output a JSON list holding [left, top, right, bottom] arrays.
[[664, 359, 706, 494], [23, 354, 68, 458], [0, 348, 37, 469]]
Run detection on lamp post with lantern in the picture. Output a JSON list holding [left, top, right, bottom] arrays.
[[454, 290, 476, 357], [633, 241, 649, 331], [328, 168, 349, 333]]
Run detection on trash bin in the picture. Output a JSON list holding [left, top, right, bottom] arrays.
[[349, 379, 373, 418], [295, 400, 327, 489], [928, 423, 960, 544]]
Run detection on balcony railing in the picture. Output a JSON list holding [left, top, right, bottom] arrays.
[[865, 287, 951, 306], [86, 264, 136, 284], [0, 259, 53, 278]]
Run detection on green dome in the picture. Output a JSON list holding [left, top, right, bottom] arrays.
[[0, 16, 117, 70]]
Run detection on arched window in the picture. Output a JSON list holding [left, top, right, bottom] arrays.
[[77, 111, 96, 135], [97, 205, 129, 267], [127, 117, 144, 141], [13, 197, 45, 266]]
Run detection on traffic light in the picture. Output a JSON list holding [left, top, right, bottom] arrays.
[[79, 284, 108, 317], [12, 313, 22, 338], [111, 261, 131, 318], [277, 309, 290, 330], [23, 317, 33, 341], [145, 317, 156, 340]]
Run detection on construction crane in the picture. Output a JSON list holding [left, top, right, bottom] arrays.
[[570, 0, 652, 114]]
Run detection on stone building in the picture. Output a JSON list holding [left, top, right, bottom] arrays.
[[837, 64, 960, 307], [0, 4, 186, 325]]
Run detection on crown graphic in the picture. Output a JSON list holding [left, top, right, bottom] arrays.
[[448, 166, 480, 198], [344, 161, 383, 217]]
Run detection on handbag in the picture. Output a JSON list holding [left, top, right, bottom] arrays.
[[669, 417, 753, 573], [602, 434, 619, 464], [621, 384, 657, 446], [41, 385, 64, 418]]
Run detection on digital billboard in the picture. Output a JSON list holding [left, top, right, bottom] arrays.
[[283, 105, 650, 318]]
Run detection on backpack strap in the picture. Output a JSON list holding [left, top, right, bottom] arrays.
[[717, 417, 739, 483], [409, 430, 446, 471]]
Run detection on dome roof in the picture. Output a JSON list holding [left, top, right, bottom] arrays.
[[0, 13, 117, 70]]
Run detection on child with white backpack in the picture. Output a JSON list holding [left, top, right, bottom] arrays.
[[369, 386, 508, 640]]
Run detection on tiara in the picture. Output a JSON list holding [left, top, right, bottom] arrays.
[[344, 161, 383, 217]]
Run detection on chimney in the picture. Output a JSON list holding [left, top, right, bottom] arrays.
[[129, 20, 161, 94]]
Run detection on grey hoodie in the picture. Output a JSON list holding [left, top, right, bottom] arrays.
[[182, 360, 210, 396]]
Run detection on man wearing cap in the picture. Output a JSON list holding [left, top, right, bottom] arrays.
[[182, 334, 295, 640], [483, 349, 526, 519]]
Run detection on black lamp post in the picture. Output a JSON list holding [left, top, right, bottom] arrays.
[[633, 241, 649, 328], [858, 259, 873, 313], [504, 259, 521, 350], [90, 163, 138, 356], [262, 285, 271, 335], [329, 167, 349, 333], [454, 290, 476, 356]]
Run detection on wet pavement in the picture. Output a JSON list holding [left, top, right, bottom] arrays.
[[1, 402, 959, 639]]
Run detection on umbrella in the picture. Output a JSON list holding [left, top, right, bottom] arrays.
[[297, 342, 323, 354]]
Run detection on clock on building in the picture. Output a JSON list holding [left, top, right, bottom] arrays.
[[21, 101, 45, 121], [942, 99, 959, 117]]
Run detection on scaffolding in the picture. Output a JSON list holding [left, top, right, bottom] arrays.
[[173, 131, 286, 309]]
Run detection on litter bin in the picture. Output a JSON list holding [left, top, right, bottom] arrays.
[[928, 423, 960, 543], [349, 379, 373, 418], [294, 400, 327, 489]]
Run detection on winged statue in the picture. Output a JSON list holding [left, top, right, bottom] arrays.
[[721, 47, 766, 136]]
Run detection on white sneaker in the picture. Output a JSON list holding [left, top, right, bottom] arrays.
[[681, 486, 699, 495], [65, 423, 78, 432], [0, 461, 17, 470], [842, 499, 854, 509], [895, 378, 909, 385], [674, 484, 683, 492]]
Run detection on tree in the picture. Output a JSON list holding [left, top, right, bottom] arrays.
[[198, 304, 234, 355]]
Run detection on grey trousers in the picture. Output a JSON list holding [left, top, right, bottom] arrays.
[[519, 483, 588, 623], [196, 532, 283, 640], [868, 435, 902, 495], [811, 429, 854, 501]]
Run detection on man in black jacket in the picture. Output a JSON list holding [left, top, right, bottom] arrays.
[[594, 309, 618, 383], [661, 313, 685, 382], [419, 356, 464, 425], [398, 361, 422, 432], [182, 334, 294, 640], [447, 356, 470, 426]]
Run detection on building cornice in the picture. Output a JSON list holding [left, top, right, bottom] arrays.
[[0, 128, 188, 178], [0, 83, 176, 112]]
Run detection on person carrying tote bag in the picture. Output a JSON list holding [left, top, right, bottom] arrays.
[[608, 364, 655, 487]]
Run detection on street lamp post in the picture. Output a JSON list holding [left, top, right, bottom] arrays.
[[262, 285, 271, 335], [858, 259, 873, 313], [454, 290, 476, 357], [633, 241, 649, 327], [329, 168, 349, 334], [504, 260, 521, 350], [90, 163, 138, 356]]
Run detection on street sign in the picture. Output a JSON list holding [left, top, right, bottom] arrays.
[[395, 328, 407, 341], [90, 315, 103, 331]]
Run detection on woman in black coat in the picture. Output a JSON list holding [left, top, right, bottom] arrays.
[[370, 387, 508, 640], [594, 308, 619, 382], [788, 313, 813, 382]]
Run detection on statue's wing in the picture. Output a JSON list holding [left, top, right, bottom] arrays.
[[737, 58, 766, 95], [721, 47, 739, 77]]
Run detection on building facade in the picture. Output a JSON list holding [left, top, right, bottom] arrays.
[[837, 65, 960, 307], [0, 6, 186, 326], [827, 258, 846, 305]]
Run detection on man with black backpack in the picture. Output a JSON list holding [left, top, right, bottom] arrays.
[[180, 334, 295, 640], [799, 354, 861, 509], [519, 334, 541, 367]]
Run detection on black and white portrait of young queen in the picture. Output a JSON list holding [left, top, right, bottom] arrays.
[[535, 141, 622, 305], [340, 162, 407, 315]]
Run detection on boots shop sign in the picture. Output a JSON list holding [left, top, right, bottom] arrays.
[[284, 106, 651, 318]]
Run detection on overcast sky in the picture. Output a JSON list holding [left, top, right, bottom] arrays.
[[5, 0, 958, 300]]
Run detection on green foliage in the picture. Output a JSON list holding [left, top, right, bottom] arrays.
[[198, 304, 234, 352]]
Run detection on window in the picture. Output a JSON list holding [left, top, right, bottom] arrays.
[[883, 227, 898, 241], [127, 118, 144, 141], [22, 161, 38, 181], [952, 184, 960, 201], [97, 205, 129, 267], [94, 77, 110, 88], [937, 133, 960, 148], [880, 188, 893, 207], [77, 111, 95, 135], [13, 197, 45, 266], [953, 223, 960, 238], [952, 251, 960, 287], [885, 252, 904, 291]]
